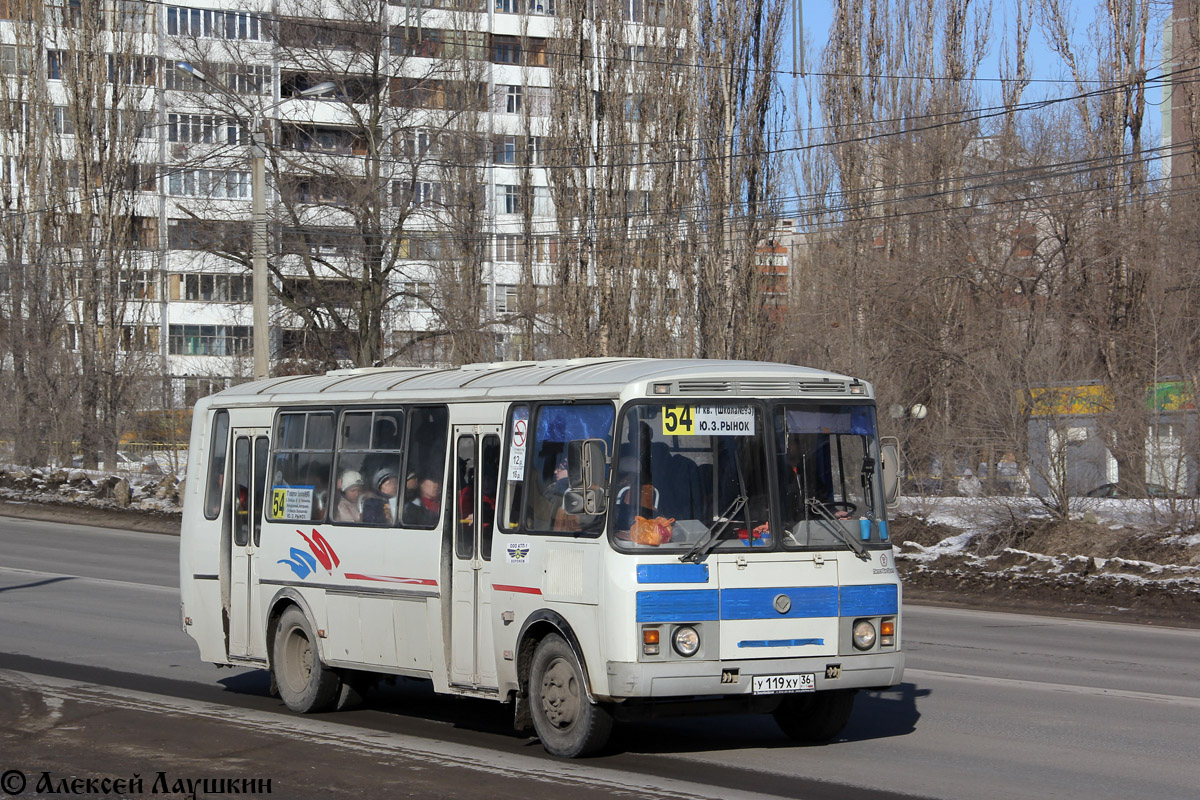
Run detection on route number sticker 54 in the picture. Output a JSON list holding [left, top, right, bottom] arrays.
[[662, 405, 755, 436]]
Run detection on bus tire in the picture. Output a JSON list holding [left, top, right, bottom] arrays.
[[772, 689, 857, 743], [273, 606, 340, 713], [528, 633, 612, 757]]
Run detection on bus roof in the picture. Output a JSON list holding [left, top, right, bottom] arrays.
[[205, 358, 870, 406]]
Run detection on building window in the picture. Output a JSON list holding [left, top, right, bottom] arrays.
[[497, 185, 519, 214], [495, 234, 521, 262], [494, 284, 519, 314], [167, 6, 264, 41], [52, 106, 74, 136], [495, 136, 517, 164], [168, 113, 240, 145], [397, 281, 433, 310], [533, 186, 553, 216], [505, 85, 521, 114], [1, 45, 31, 76], [119, 270, 156, 299], [106, 55, 157, 85], [168, 169, 250, 199], [179, 273, 253, 302], [168, 324, 252, 356], [494, 36, 521, 64]]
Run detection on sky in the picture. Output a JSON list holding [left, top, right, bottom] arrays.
[[782, 0, 1167, 144]]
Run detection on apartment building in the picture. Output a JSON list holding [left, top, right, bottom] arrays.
[[0, 0, 664, 403]]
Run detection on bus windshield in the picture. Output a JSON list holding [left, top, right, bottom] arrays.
[[610, 403, 771, 551], [609, 401, 883, 553]]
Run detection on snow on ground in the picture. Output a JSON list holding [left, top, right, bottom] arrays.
[[893, 494, 1200, 603], [0, 465, 182, 515]]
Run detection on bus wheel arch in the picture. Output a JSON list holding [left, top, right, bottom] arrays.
[[266, 592, 339, 714], [515, 612, 612, 757]]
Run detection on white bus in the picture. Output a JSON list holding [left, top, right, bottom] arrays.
[[180, 358, 904, 757]]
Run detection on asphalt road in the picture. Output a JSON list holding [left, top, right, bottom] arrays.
[[1, 516, 1198, 800]]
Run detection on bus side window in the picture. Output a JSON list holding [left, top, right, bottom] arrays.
[[400, 406, 449, 529], [501, 404, 529, 531], [520, 403, 614, 534], [253, 437, 268, 545], [204, 410, 229, 520], [479, 435, 500, 559], [267, 411, 334, 523], [233, 436, 250, 546], [334, 409, 405, 526]]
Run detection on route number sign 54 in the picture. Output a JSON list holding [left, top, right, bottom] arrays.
[[662, 406, 695, 435], [662, 405, 756, 437]]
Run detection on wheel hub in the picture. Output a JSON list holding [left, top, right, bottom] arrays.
[[540, 656, 580, 730]]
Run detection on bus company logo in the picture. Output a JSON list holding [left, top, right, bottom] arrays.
[[279, 529, 341, 579], [506, 542, 531, 564], [880, 553, 888, 568]]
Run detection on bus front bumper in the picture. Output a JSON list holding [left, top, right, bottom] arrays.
[[602, 651, 904, 700]]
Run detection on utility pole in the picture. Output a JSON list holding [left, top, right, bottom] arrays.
[[251, 125, 269, 380]]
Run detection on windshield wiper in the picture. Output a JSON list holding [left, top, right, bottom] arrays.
[[804, 497, 870, 561], [680, 494, 747, 564]]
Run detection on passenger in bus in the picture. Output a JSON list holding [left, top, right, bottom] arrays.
[[334, 470, 365, 523], [782, 435, 853, 521], [362, 470, 399, 524], [406, 476, 442, 526]]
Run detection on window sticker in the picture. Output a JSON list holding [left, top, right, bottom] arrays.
[[507, 406, 529, 482], [662, 404, 756, 436], [272, 486, 314, 520]]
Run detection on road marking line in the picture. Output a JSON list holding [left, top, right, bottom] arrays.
[[0, 565, 175, 593], [0, 669, 780, 800], [906, 668, 1200, 708]]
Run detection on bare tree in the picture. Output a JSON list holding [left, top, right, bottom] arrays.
[[0, 0, 158, 467]]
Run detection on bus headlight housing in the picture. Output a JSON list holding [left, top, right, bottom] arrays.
[[852, 619, 877, 651], [672, 625, 700, 657]]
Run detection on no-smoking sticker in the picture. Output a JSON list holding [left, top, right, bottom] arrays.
[[508, 408, 529, 482]]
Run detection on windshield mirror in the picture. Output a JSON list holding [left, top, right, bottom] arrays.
[[610, 404, 770, 551]]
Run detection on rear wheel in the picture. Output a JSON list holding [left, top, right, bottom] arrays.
[[273, 606, 340, 713], [772, 689, 857, 743], [528, 634, 612, 757]]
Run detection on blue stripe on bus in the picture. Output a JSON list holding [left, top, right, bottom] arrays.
[[720, 587, 839, 619], [636, 564, 710, 584], [636, 584, 899, 622], [636, 590, 720, 622], [839, 584, 899, 617], [738, 638, 825, 648]]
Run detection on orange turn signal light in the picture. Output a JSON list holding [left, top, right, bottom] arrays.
[[643, 629, 660, 645], [880, 620, 895, 636]]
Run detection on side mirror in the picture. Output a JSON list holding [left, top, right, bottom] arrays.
[[566, 438, 608, 515], [880, 437, 901, 507]]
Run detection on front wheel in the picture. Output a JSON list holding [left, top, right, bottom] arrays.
[[772, 689, 857, 743], [528, 634, 612, 757], [272, 606, 340, 713]]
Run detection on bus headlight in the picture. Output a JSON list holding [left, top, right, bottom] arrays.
[[852, 619, 876, 651], [672, 625, 700, 657]]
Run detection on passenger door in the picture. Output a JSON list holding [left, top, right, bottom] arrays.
[[448, 426, 502, 688], [228, 429, 270, 660]]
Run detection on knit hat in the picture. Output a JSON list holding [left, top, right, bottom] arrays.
[[375, 470, 398, 491], [340, 470, 364, 491]]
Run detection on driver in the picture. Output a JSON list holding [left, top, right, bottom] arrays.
[[784, 435, 854, 521]]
